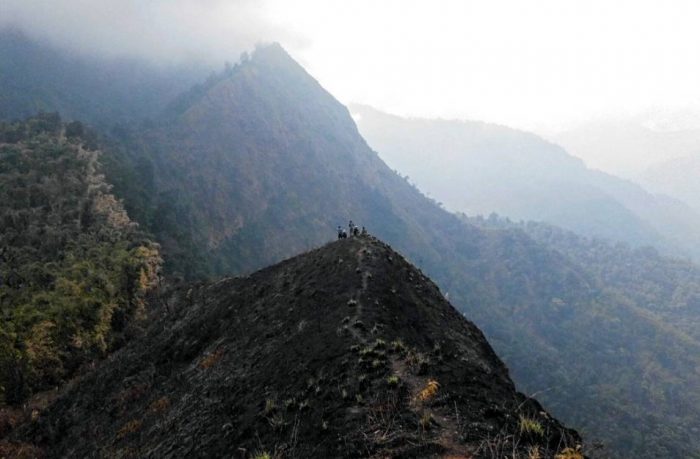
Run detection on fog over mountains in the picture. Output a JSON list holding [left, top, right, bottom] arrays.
[[641, 154, 700, 214], [351, 104, 700, 262]]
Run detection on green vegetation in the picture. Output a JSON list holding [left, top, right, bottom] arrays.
[[467, 213, 700, 457], [0, 115, 160, 405], [519, 416, 545, 437]]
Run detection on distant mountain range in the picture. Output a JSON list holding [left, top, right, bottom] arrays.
[[641, 154, 700, 214], [549, 114, 700, 178], [3, 30, 700, 457], [351, 104, 700, 261]]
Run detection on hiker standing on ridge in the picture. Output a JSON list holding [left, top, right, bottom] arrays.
[[337, 225, 347, 239], [349, 220, 355, 237]]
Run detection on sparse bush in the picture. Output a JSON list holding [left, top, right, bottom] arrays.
[[405, 349, 430, 374], [267, 413, 286, 430], [359, 346, 374, 357], [390, 339, 406, 353], [519, 416, 544, 437], [386, 375, 400, 386], [263, 398, 277, 415]]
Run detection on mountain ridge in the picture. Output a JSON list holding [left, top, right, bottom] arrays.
[[12, 236, 581, 458]]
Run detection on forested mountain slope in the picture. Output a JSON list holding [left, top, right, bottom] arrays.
[[471, 213, 700, 343], [351, 104, 700, 261], [0, 115, 161, 405]]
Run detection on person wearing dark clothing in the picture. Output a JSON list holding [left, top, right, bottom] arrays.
[[337, 225, 348, 239]]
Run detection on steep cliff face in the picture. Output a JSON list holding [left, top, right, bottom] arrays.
[[16, 237, 580, 458]]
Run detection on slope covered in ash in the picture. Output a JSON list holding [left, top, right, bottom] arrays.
[[16, 237, 580, 458]]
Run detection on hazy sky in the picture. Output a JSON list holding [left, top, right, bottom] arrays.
[[5, 0, 700, 134]]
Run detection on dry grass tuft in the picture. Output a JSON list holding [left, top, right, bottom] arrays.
[[417, 379, 440, 402], [117, 419, 143, 439], [0, 440, 44, 459], [555, 446, 584, 459], [199, 348, 224, 369], [148, 396, 170, 414]]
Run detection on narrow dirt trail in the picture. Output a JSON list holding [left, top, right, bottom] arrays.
[[349, 237, 472, 458], [345, 237, 373, 345]]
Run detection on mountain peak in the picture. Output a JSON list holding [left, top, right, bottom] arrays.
[[17, 236, 579, 457], [252, 41, 289, 60], [247, 42, 306, 74]]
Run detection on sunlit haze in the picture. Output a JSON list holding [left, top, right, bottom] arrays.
[[266, 0, 700, 133], [5, 0, 700, 172]]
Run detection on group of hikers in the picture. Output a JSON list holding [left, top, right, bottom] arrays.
[[337, 220, 367, 239]]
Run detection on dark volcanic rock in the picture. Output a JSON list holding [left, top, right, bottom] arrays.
[[18, 237, 580, 458]]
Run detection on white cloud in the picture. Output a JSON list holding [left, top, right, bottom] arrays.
[[266, 0, 700, 131], [4, 0, 700, 134], [0, 0, 303, 63]]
